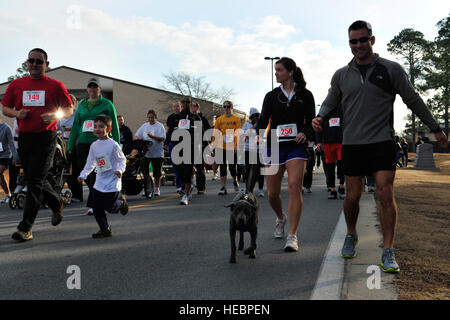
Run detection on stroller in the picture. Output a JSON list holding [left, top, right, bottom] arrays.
[[9, 133, 72, 210], [121, 140, 155, 199]]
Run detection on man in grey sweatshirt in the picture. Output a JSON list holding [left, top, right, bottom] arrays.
[[312, 20, 448, 273]]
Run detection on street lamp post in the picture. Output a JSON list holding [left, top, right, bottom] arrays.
[[264, 56, 280, 90]]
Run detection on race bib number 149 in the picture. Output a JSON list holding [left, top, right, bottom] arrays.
[[23, 91, 45, 107]]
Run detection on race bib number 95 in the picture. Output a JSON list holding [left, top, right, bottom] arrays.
[[23, 91, 45, 107]]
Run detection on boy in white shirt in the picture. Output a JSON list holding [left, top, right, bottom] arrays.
[[78, 115, 128, 238]]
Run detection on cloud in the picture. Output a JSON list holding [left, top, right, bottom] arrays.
[[253, 16, 297, 39]]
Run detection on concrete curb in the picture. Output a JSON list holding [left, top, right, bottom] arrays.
[[311, 191, 399, 300]]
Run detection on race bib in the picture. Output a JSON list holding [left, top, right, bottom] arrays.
[[224, 134, 234, 144], [276, 124, 297, 139], [63, 131, 71, 139], [329, 118, 340, 127], [82, 120, 94, 132], [23, 91, 45, 107], [178, 119, 190, 129], [96, 155, 112, 173]]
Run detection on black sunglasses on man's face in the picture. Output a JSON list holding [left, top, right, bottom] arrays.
[[349, 36, 371, 45], [88, 84, 99, 88], [27, 58, 45, 65], [223, 105, 232, 109]]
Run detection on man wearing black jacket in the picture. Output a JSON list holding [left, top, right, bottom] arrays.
[[167, 97, 206, 205], [316, 106, 345, 200], [190, 101, 210, 194], [117, 115, 133, 156], [165, 101, 183, 193]]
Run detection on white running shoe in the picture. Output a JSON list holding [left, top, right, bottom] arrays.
[[1, 194, 11, 204], [274, 214, 287, 239], [180, 194, 189, 205], [284, 235, 299, 252], [154, 188, 160, 196], [257, 189, 264, 197]]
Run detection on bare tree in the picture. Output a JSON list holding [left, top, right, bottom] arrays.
[[160, 72, 235, 104]]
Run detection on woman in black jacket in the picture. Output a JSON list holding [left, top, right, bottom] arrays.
[[257, 57, 316, 252]]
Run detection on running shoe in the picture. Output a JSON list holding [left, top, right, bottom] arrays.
[[338, 187, 346, 199], [257, 189, 264, 197], [197, 189, 205, 195], [154, 188, 160, 196], [92, 227, 112, 238], [1, 194, 11, 204], [180, 194, 189, 205], [367, 186, 375, 193], [218, 187, 227, 195], [305, 188, 312, 193], [274, 214, 287, 239], [233, 181, 240, 192], [328, 190, 337, 199], [381, 248, 400, 273], [87, 208, 94, 216], [119, 194, 128, 215], [51, 200, 64, 226], [12, 229, 33, 242], [176, 187, 183, 194], [284, 235, 299, 252], [341, 234, 358, 258]]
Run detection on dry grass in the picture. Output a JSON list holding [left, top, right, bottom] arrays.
[[392, 153, 450, 300]]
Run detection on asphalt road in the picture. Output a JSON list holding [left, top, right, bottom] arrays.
[[0, 168, 343, 300]]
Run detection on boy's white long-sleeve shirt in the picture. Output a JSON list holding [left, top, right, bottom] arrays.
[[79, 138, 126, 193]]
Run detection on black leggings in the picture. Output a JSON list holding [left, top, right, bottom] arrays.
[[217, 149, 237, 177]]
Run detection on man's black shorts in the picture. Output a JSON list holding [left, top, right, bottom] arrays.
[[342, 140, 396, 176]]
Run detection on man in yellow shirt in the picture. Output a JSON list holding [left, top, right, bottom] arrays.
[[212, 101, 241, 195]]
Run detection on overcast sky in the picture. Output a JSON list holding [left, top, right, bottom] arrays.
[[0, 0, 448, 132]]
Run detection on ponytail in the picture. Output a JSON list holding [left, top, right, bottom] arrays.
[[294, 67, 306, 91]]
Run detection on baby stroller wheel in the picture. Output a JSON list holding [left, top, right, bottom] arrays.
[[9, 194, 17, 210], [16, 194, 26, 210]]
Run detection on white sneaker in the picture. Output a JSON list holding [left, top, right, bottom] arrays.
[[284, 235, 299, 252], [1, 194, 11, 204], [180, 194, 188, 205], [274, 214, 287, 239], [87, 208, 94, 215], [257, 189, 264, 197], [154, 188, 160, 196]]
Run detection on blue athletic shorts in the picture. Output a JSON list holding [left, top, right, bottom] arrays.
[[263, 145, 308, 165]]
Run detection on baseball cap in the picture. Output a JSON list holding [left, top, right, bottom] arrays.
[[87, 78, 99, 87]]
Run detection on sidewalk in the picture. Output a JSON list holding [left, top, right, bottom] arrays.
[[311, 169, 398, 300]]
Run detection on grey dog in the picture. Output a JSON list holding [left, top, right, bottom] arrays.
[[226, 164, 260, 264]]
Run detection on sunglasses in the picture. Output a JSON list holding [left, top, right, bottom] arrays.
[[223, 105, 232, 109], [181, 100, 190, 104], [88, 84, 99, 88], [27, 58, 45, 65], [349, 36, 371, 45]]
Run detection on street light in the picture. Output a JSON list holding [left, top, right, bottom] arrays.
[[264, 56, 280, 90]]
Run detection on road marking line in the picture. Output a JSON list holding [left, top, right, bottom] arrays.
[[310, 210, 347, 300], [129, 194, 180, 209]]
